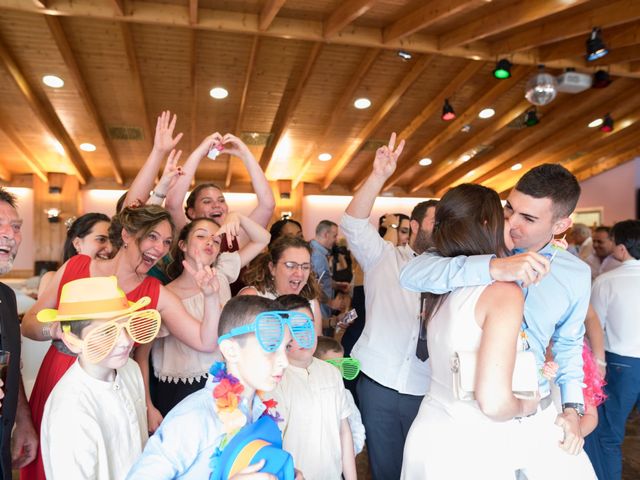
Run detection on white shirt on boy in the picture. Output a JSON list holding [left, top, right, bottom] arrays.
[[41, 358, 148, 480]]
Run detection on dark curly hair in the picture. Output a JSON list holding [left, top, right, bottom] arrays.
[[242, 236, 320, 301]]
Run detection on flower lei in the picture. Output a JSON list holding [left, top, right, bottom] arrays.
[[208, 362, 282, 475]]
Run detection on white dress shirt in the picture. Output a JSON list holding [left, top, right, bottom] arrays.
[[340, 213, 430, 396], [42, 359, 148, 480], [591, 259, 640, 358]]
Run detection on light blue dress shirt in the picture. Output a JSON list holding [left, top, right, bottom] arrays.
[[399, 242, 589, 405], [310, 239, 333, 318], [126, 377, 266, 479]]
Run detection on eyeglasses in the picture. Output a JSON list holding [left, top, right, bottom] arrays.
[[281, 261, 311, 272], [326, 357, 361, 380], [63, 309, 161, 364], [218, 311, 315, 353]]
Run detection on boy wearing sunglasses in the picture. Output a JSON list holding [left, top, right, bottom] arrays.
[[264, 295, 357, 480], [37, 276, 161, 479], [128, 295, 309, 479], [313, 336, 366, 456]]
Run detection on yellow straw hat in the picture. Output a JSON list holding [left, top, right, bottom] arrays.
[[37, 276, 151, 323]]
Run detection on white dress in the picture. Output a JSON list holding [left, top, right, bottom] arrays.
[[401, 285, 517, 479]]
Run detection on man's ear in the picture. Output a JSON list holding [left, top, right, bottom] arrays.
[[219, 338, 240, 364], [61, 329, 83, 355], [409, 219, 419, 237], [552, 217, 573, 236]]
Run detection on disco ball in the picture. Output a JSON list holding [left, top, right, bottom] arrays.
[[525, 72, 557, 106]]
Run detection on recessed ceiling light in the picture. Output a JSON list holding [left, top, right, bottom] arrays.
[[354, 98, 371, 109], [418, 158, 432, 166], [80, 143, 96, 152], [588, 118, 603, 128], [209, 87, 229, 99], [42, 75, 64, 88], [478, 108, 495, 119], [511, 163, 523, 171], [460, 153, 472, 162], [318, 153, 332, 162]]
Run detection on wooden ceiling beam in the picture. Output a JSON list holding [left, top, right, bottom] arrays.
[[433, 80, 633, 195], [408, 98, 530, 193], [383, 0, 486, 44], [292, 48, 380, 190], [387, 65, 530, 189], [120, 23, 153, 151], [109, 0, 124, 16], [45, 16, 124, 184], [0, 33, 90, 183], [259, 0, 287, 31], [573, 147, 640, 182], [259, 42, 323, 172], [439, 0, 589, 50], [0, 116, 47, 182], [189, 0, 198, 25], [32, 0, 47, 8], [324, 0, 377, 38], [225, 35, 259, 188], [538, 20, 640, 62], [6, 0, 640, 79], [322, 54, 433, 190], [631, 61, 640, 73], [490, 0, 640, 55], [483, 85, 640, 193], [361, 60, 485, 191]]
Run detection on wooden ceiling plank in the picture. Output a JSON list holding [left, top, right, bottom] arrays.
[[490, 0, 640, 55], [539, 21, 640, 62], [120, 23, 153, 151], [259, 42, 323, 172], [0, 116, 47, 182], [574, 146, 640, 182], [32, 0, 47, 8], [324, 0, 377, 39], [292, 48, 380, 189], [6, 0, 640, 79], [0, 34, 90, 183], [225, 35, 259, 188], [474, 82, 640, 192], [383, 0, 487, 44], [385, 64, 530, 189], [109, 0, 124, 16], [362, 60, 485, 191], [631, 60, 640, 73], [408, 98, 530, 193], [259, 0, 287, 32], [322, 54, 434, 191], [439, 0, 590, 50], [45, 16, 124, 184], [189, 0, 198, 25]]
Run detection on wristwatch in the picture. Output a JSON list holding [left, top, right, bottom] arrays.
[[151, 190, 166, 199], [562, 402, 585, 417]]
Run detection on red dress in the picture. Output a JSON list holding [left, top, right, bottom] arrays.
[[21, 254, 161, 480]]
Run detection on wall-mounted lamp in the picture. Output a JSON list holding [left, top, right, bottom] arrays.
[[46, 208, 61, 223]]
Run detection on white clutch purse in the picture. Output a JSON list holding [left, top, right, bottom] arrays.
[[451, 350, 539, 401]]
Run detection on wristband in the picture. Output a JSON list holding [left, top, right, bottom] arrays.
[[151, 190, 166, 199], [42, 325, 51, 339], [596, 358, 607, 367]]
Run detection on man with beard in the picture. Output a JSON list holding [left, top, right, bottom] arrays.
[[0, 188, 38, 479], [339, 133, 437, 480]]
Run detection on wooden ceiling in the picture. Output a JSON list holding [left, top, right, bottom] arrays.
[[0, 0, 639, 196]]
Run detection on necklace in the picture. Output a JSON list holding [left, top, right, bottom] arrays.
[[208, 362, 282, 462]]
